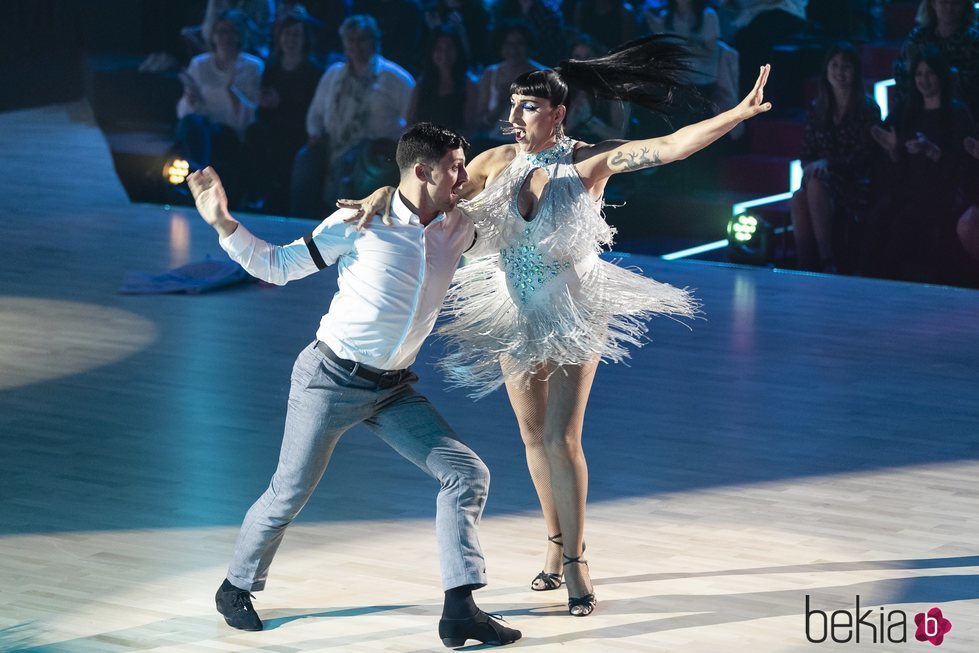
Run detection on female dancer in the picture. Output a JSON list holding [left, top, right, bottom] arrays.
[[345, 39, 772, 616]]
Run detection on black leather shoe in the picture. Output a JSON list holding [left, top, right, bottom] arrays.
[[438, 609, 521, 647], [215, 584, 263, 631]]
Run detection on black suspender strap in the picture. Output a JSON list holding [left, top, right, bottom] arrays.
[[303, 233, 327, 270]]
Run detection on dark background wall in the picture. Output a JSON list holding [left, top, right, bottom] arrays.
[[0, 1, 205, 112]]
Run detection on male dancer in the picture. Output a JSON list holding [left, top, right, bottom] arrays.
[[188, 123, 520, 648]]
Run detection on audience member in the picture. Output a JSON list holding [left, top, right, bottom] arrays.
[[868, 47, 975, 283], [176, 10, 264, 205], [492, 0, 568, 65], [562, 34, 631, 140], [422, 0, 492, 67], [895, 0, 979, 116], [182, 0, 276, 57], [244, 7, 323, 213], [351, 0, 425, 73], [273, 2, 346, 58], [573, 0, 635, 53], [643, 0, 720, 88], [291, 14, 414, 217], [475, 20, 546, 144], [790, 43, 881, 273], [408, 27, 479, 134]]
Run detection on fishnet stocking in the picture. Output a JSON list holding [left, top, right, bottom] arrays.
[[503, 354, 599, 598]]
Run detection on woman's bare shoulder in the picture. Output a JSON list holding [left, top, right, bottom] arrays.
[[471, 144, 518, 172], [466, 144, 519, 193]]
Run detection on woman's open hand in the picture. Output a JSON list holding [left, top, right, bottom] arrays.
[[338, 186, 397, 230]]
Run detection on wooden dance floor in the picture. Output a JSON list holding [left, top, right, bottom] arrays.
[[2, 103, 978, 652]]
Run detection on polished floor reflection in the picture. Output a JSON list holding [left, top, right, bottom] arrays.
[[1, 102, 978, 652]]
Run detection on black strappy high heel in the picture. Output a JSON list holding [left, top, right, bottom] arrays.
[[563, 553, 597, 617], [530, 533, 564, 591]]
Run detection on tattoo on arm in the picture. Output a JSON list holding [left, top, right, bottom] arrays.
[[610, 146, 662, 172]]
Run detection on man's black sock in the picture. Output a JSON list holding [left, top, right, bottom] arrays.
[[442, 584, 480, 619]]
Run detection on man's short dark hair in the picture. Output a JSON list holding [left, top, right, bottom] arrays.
[[396, 123, 470, 176]]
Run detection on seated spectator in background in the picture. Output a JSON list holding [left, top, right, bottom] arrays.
[[274, 1, 346, 58], [644, 0, 742, 136], [790, 43, 881, 273], [562, 34, 631, 140], [733, 0, 807, 95], [475, 20, 546, 144], [868, 47, 975, 283], [176, 10, 264, 206], [492, 0, 568, 66], [408, 27, 479, 134], [351, 0, 424, 73], [644, 0, 721, 89], [895, 0, 979, 116], [244, 7, 323, 213], [955, 137, 979, 273], [292, 14, 415, 217], [183, 0, 276, 57], [573, 0, 635, 53], [422, 0, 492, 67]]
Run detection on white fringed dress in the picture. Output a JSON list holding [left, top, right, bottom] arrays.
[[437, 137, 700, 398]]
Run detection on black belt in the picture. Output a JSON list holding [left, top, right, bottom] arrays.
[[315, 341, 410, 388]]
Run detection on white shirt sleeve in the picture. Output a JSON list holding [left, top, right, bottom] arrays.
[[227, 56, 263, 132], [219, 209, 358, 285], [395, 73, 415, 127], [306, 68, 334, 139], [701, 8, 720, 46], [176, 57, 204, 119]]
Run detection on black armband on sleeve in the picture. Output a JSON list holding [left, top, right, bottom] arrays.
[[304, 233, 327, 270]]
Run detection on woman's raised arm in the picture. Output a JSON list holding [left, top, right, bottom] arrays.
[[575, 64, 772, 184]]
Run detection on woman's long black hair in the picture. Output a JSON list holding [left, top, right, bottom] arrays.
[[900, 46, 956, 138], [419, 27, 470, 97], [813, 42, 865, 128], [509, 34, 697, 116]]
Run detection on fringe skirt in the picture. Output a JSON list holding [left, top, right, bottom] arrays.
[[436, 252, 700, 398]]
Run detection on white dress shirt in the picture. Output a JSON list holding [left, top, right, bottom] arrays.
[[219, 193, 474, 370], [305, 55, 414, 160], [176, 52, 264, 137]]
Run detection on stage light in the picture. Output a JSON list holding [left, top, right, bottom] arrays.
[[727, 212, 774, 264], [164, 158, 191, 185], [874, 79, 895, 120]]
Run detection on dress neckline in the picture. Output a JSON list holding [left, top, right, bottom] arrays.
[[521, 136, 574, 167]]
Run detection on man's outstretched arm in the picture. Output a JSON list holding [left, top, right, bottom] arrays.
[[188, 167, 240, 239], [188, 167, 354, 285]]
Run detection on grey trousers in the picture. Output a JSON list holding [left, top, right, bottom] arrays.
[[227, 341, 490, 592]]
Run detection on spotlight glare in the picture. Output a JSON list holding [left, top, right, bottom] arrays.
[[163, 158, 191, 185]]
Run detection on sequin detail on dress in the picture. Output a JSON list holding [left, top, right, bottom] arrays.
[[502, 228, 573, 304], [524, 136, 574, 167]]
